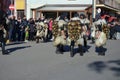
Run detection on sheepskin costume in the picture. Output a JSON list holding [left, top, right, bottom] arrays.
[[71, 17, 80, 21], [53, 19, 67, 46], [58, 20, 67, 31], [94, 19, 107, 26], [54, 35, 67, 46], [36, 22, 48, 39], [53, 19, 68, 54], [67, 35, 84, 46], [95, 31, 107, 47], [79, 18, 90, 24], [66, 20, 83, 46]]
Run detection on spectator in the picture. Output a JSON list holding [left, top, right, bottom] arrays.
[[20, 16, 28, 41], [25, 26, 29, 42], [114, 19, 120, 39], [7, 16, 14, 43], [12, 16, 18, 41], [48, 18, 53, 40], [108, 17, 116, 39], [28, 18, 36, 41], [17, 17, 22, 41]]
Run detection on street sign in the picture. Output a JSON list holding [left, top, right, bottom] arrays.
[[9, 4, 14, 10]]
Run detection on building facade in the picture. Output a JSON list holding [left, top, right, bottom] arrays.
[[32, 4, 91, 20], [10, 0, 26, 18], [86, 0, 120, 22], [8, 0, 120, 19], [15, 0, 26, 18], [27, 0, 120, 20], [27, 0, 92, 20], [95, 0, 120, 17]]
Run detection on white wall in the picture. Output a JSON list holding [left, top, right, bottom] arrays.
[[27, 0, 92, 5], [46, 0, 92, 4]]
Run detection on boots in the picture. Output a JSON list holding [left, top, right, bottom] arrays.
[[70, 41, 75, 57], [55, 44, 64, 54], [98, 46, 105, 56], [91, 37, 95, 44], [70, 45, 74, 57], [36, 37, 39, 43], [78, 45, 83, 56], [55, 46, 60, 54], [83, 37, 87, 47]]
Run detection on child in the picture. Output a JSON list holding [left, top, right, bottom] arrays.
[[25, 26, 29, 42]]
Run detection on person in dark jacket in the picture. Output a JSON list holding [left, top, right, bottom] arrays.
[[20, 16, 28, 41], [28, 18, 35, 41], [7, 16, 14, 42], [17, 17, 22, 41], [12, 16, 19, 41]]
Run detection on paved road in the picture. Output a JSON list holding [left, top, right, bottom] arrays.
[[0, 40, 120, 80]]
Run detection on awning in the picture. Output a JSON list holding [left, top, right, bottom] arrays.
[[31, 4, 45, 9], [96, 4, 120, 12], [37, 4, 90, 11]]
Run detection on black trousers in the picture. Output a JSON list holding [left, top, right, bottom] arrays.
[[29, 32, 35, 41], [48, 30, 52, 39]]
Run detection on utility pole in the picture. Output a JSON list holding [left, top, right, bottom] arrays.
[[10, 0, 14, 16], [14, 0, 17, 17], [92, 0, 96, 19]]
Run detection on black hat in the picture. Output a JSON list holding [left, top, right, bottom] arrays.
[[80, 14, 86, 18], [74, 13, 79, 17]]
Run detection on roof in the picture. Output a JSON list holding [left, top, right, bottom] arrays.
[[96, 4, 120, 12], [36, 4, 91, 11], [115, 0, 120, 3], [30, 3, 45, 9]]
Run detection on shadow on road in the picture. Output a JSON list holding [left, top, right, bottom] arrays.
[[83, 45, 91, 53], [88, 61, 107, 73], [63, 45, 91, 57], [88, 59, 120, 77], [108, 60, 120, 77], [6, 46, 31, 55], [6, 41, 26, 46]]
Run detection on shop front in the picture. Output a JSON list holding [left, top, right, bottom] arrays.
[[31, 4, 91, 20]]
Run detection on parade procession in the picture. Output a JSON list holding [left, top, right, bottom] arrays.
[[0, 0, 120, 56], [52, 12, 108, 57], [1, 0, 120, 80]]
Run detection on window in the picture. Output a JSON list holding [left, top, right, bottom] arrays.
[[98, 0, 104, 4], [17, 10, 24, 19]]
